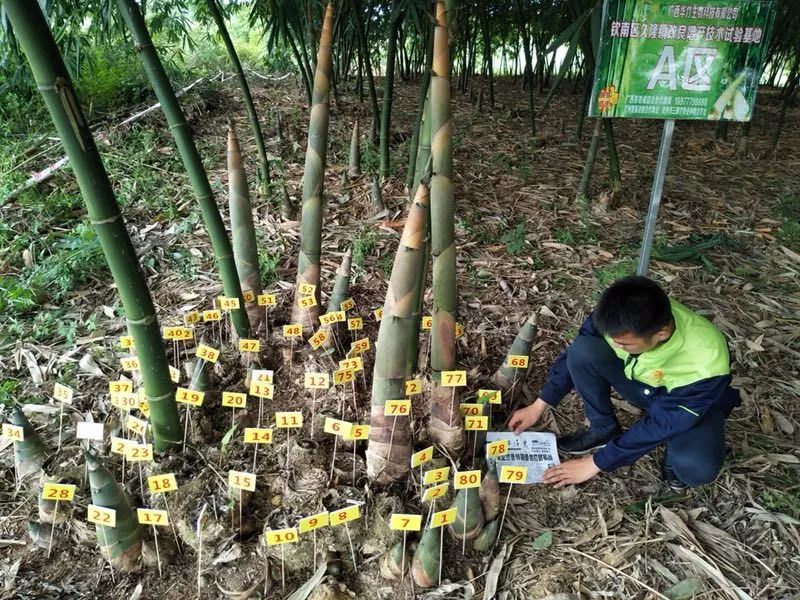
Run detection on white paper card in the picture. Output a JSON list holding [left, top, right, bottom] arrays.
[[76, 422, 104, 441], [485, 431, 560, 484]]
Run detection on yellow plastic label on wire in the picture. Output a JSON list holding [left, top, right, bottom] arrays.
[[202, 310, 221, 322], [329, 505, 360, 526], [411, 446, 434, 468], [265, 528, 299, 545], [478, 389, 502, 405], [239, 339, 260, 353], [168, 365, 180, 384], [120, 356, 140, 371], [297, 295, 317, 309], [351, 338, 370, 354], [299, 512, 329, 533], [431, 507, 457, 528], [506, 355, 529, 368], [340, 298, 356, 312], [441, 370, 467, 387], [248, 381, 274, 399], [138, 396, 150, 418], [319, 312, 338, 326], [384, 399, 411, 417], [423, 467, 450, 485], [109, 380, 133, 394], [110, 437, 130, 456], [308, 329, 328, 350], [42, 483, 75, 501], [390, 514, 422, 531], [251, 369, 273, 383], [137, 508, 169, 526], [373, 307, 383, 321], [275, 412, 303, 428], [297, 282, 316, 295], [228, 470, 256, 492], [304, 372, 330, 390], [455, 323, 465, 338], [184, 310, 201, 325], [405, 379, 423, 396], [111, 392, 139, 411], [487, 439, 511, 458], [126, 415, 147, 437], [421, 316, 432, 330], [195, 344, 220, 363], [283, 324, 302, 338], [243, 428, 273, 444], [217, 296, 240, 310], [257, 293, 277, 306], [2, 423, 24, 441], [126, 443, 153, 462], [222, 392, 247, 408], [338, 357, 363, 372], [459, 403, 483, 417], [147, 473, 178, 494], [454, 470, 482, 489], [176, 387, 204, 407], [345, 424, 370, 440], [324, 418, 352, 437], [333, 369, 356, 386], [464, 416, 488, 431], [119, 336, 135, 349], [88, 505, 117, 527], [347, 317, 363, 331], [242, 289, 255, 303], [499, 465, 528, 484], [422, 482, 449, 503], [53, 383, 73, 404], [163, 326, 193, 341]]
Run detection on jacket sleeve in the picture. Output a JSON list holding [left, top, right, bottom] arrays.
[[537, 313, 602, 407], [593, 374, 732, 472]]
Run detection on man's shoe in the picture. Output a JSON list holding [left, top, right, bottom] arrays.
[[661, 457, 689, 492], [557, 426, 622, 455]]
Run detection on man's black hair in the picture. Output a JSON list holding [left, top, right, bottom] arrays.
[[593, 276, 673, 337]]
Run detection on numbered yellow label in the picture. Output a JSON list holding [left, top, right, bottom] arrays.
[[176, 387, 204, 407], [275, 412, 303, 428], [120, 356, 141, 371], [109, 380, 133, 394], [347, 317, 363, 331], [324, 418, 352, 437], [441, 370, 467, 387], [487, 439, 510, 458], [251, 369, 273, 384], [53, 383, 74, 404], [431, 507, 457, 528], [333, 368, 356, 386], [345, 424, 370, 441], [454, 470, 482, 489], [265, 527, 299, 545], [373, 307, 383, 321], [126, 443, 153, 462], [464, 416, 488, 431], [42, 483, 76, 501], [239, 339, 260, 353], [195, 344, 220, 363], [338, 357, 363, 372], [222, 392, 247, 408], [499, 465, 528, 484], [248, 381, 274, 399], [202, 310, 222, 322], [184, 310, 201, 325], [423, 467, 450, 485], [2, 424, 24, 441], [243, 428, 273, 444], [384, 399, 411, 417], [120, 335, 135, 349], [319, 312, 339, 326], [390, 514, 422, 531], [242, 289, 256, 303], [110, 437, 130, 455], [411, 446, 434, 468], [351, 338, 370, 354], [147, 473, 178, 494], [329, 505, 360, 526], [478, 389, 502, 405], [507, 355, 529, 368], [228, 470, 256, 492], [422, 482, 449, 503], [297, 282, 316, 295], [459, 403, 483, 417], [455, 323, 464, 338], [304, 372, 330, 390], [297, 295, 317, 309], [299, 512, 329, 533], [163, 326, 193, 341], [283, 324, 302, 338], [126, 415, 148, 437], [217, 296, 240, 310], [257, 293, 277, 306], [421, 316, 432, 330], [138, 396, 150, 418], [137, 508, 169, 526], [88, 505, 117, 527], [405, 379, 423, 396], [111, 392, 139, 411], [340, 298, 356, 312], [168, 365, 180, 384], [308, 329, 328, 350]]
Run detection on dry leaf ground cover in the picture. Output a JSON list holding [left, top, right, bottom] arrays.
[[0, 73, 798, 599]]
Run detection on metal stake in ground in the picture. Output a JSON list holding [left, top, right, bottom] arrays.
[[196, 504, 208, 598]]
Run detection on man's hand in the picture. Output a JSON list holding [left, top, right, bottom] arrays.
[[508, 398, 549, 435], [542, 456, 600, 488]]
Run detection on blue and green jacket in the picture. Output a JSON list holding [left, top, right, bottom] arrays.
[[539, 300, 740, 472]]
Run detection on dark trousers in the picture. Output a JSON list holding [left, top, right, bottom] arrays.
[[566, 335, 727, 486]]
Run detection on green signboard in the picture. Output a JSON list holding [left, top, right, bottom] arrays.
[[590, 0, 775, 121]]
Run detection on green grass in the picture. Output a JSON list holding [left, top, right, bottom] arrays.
[[774, 194, 800, 251], [763, 489, 800, 519], [353, 228, 377, 269], [500, 222, 527, 255], [594, 257, 636, 290]]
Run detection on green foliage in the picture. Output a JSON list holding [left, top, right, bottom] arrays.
[[259, 247, 280, 286], [500, 222, 527, 255], [0, 380, 21, 408], [763, 489, 800, 519], [775, 195, 800, 251], [353, 228, 377, 269], [594, 257, 636, 290], [379, 253, 394, 277]]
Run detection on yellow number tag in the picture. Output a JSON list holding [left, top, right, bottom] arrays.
[[384, 399, 411, 417], [455, 323, 464, 338], [459, 403, 483, 417], [184, 310, 200, 325], [138, 396, 150, 418], [202, 310, 222, 322], [442, 370, 467, 387], [423, 466, 450, 485], [137, 508, 169, 526], [111, 392, 139, 411], [126, 415, 147, 436], [338, 357, 363, 372], [243, 428, 273, 444], [2, 424, 24, 441], [169, 365, 180, 384], [487, 439, 510, 458], [332, 310, 346, 322], [351, 338, 370, 354], [333, 369, 356, 386], [324, 418, 352, 437], [147, 473, 178, 494], [120, 356, 140, 371], [431, 507, 457, 528], [239, 339, 260, 353], [421, 316, 432, 330], [319, 312, 338, 326], [345, 424, 370, 441], [196, 344, 220, 363], [120, 335, 135, 349], [283, 324, 302, 338], [251, 369, 273, 384], [304, 372, 330, 390], [308, 329, 328, 350], [242, 289, 255, 303], [42, 483, 76, 502], [297, 295, 317, 309], [411, 446, 434, 468], [455, 470, 482, 489], [299, 512, 329, 533], [109, 380, 133, 394], [53, 383, 74, 404], [126, 443, 153, 462], [275, 412, 303, 428], [330, 505, 360, 526], [373, 307, 383, 321], [422, 482, 449, 503], [347, 317, 363, 331], [298, 282, 316, 295], [110, 437, 130, 455], [507, 355, 529, 368], [222, 392, 247, 408], [88, 505, 117, 527], [478, 389, 502, 405], [176, 387, 204, 407], [228, 470, 256, 491], [340, 298, 356, 311], [265, 528, 299, 545], [257, 293, 277, 306], [499, 465, 528, 484], [390, 514, 422, 531], [248, 381, 274, 399], [405, 379, 422, 396], [464, 416, 488, 431], [162, 326, 180, 340], [217, 296, 240, 310]]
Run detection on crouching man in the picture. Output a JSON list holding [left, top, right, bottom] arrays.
[[508, 276, 740, 490]]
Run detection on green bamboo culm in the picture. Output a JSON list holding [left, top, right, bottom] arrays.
[[405, 25, 434, 190], [4, 0, 181, 451], [86, 452, 142, 572], [227, 121, 263, 332], [321, 248, 353, 353], [366, 183, 429, 484], [492, 313, 538, 392], [379, 0, 403, 178], [348, 119, 361, 178], [205, 0, 271, 192], [449, 487, 484, 541], [576, 118, 603, 208], [291, 2, 335, 333], [10, 405, 47, 480], [428, 0, 464, 455], [411, 527, 441, 588], [116, 0, 249, 339]]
